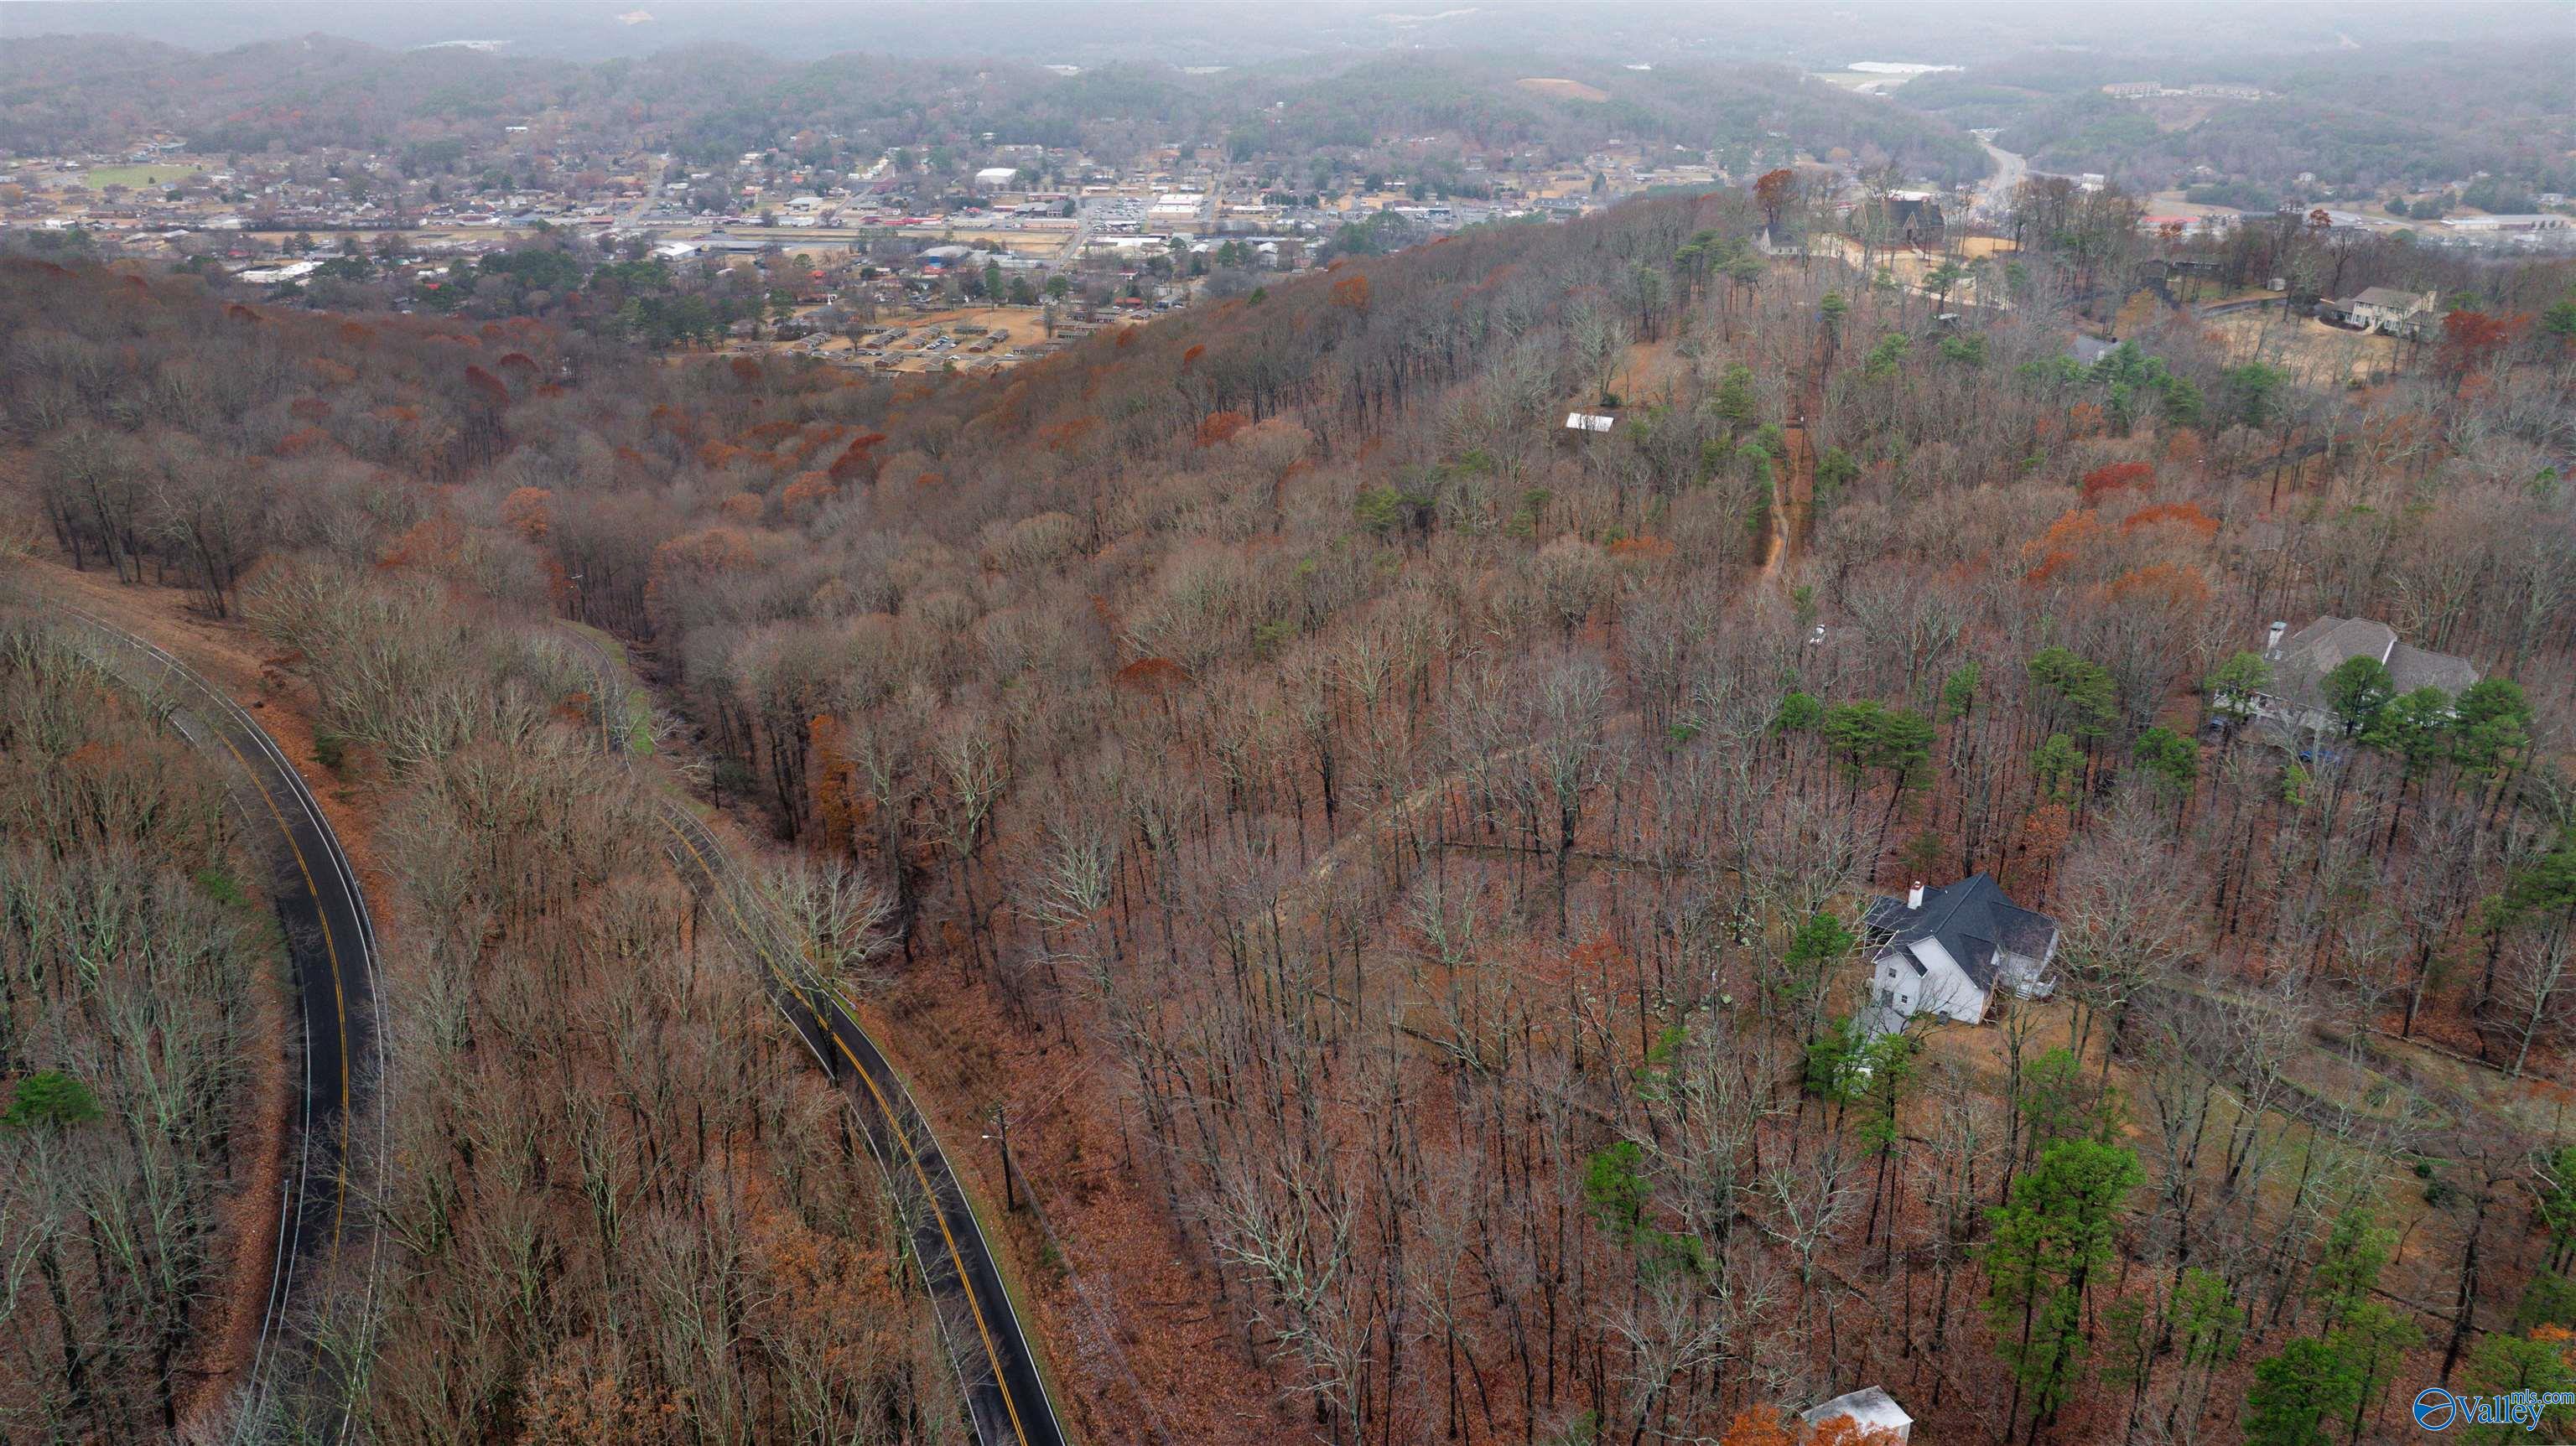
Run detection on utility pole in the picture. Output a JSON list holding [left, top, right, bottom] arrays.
[[986, 1106, 1015, 1210]]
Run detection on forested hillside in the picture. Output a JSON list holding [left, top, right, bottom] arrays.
[[0, 614, 274, 1438], [4, 166, 2576, 1444], [0, 35, 1982, 180], [2, 265, 949, 1441], [1903, 42, 2576, 198], [251, 567, 948, 1444]]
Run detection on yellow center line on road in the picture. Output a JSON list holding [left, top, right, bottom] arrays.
[[657, 813, 1034, 1446], [191, 682, 358, 1248]]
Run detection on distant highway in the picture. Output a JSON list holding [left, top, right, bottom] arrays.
[[59, 605, 384, 1443], [553, 625, 1068, 1446], [1974, 141, 2028, 221]]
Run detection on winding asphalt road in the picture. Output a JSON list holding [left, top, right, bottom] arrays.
[[1974, 140, 2028, 223], [59, 605, 384, 1441], [553, 626, 1067, 1446]]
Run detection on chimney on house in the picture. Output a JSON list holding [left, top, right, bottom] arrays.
[[1908, 881, 1925, 910], [2265, 620, 2286, 652]]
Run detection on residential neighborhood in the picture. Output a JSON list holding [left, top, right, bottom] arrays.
[[9, 73, 2568, 387], [0, 128, 1748, 372]]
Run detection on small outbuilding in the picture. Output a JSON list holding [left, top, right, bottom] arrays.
[[2067, 334, 2121, 368], [1803, 1386, 1914, 1443]]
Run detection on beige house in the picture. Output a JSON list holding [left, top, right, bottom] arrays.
[[2252, 616, 2478, 737], [2340, 286, 2437, 336]]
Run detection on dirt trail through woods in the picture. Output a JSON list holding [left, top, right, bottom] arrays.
[[1757, 339, 1823, 587], [1768, 404, 1817, 580]]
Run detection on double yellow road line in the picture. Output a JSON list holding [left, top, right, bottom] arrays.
[[657, 810, 1041, 1446], [58, 611, 377, 1442], [560, 620, 1053, 1445]]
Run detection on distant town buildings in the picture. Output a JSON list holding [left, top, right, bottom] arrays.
[[2100, 80, 2268, 101], [2438, 213, 2571, 233], [1147, 192, 1210, 226], [234, 259, 325, 284]]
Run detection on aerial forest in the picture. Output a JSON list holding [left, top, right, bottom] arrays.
[[3, 168, 2576, 1446]]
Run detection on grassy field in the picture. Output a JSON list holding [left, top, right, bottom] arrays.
[[924, 230, 1066, 257], [760, 303, 1062, 373], [79, 163, 200, 189], [2205, 307, 2405, 386], [1908, 991, 2498, 1324], [1813, 235, 2010, 306]]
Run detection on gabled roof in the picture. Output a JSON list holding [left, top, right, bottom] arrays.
[[2266, 615, 2393, 710], [2390, 642, 2480, 697], [2264, 616, 2477, 713], [2068, 334, 2120, 367], [2348, 286, 2430, 311], [1865, 874, 2057, 994]]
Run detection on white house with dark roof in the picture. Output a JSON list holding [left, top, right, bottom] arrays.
[[2251, 616, 2478, 737], [1859, 874, 2059, 1039]]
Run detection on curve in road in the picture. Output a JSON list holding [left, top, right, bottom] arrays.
[[60, 607, 385, 1440], [552, 625, 1067, 1446], [1974, 141, 2028, 224]]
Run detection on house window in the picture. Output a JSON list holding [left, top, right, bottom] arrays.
[[1878, 987, 1894, 1007]]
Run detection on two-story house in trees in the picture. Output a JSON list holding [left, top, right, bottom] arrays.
[[1857, 874, 2059, 1041]]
